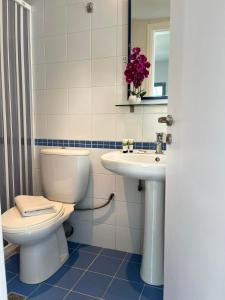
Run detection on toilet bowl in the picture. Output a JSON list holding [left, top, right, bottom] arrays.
[[2, 148, 90, 284]]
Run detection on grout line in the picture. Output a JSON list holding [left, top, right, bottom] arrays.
[[138, 284, 145, 300], [62, 248, 105, 300], [26, 283, 42, 298], [101, 252, 127, 299], [6, 273, 17, 284]]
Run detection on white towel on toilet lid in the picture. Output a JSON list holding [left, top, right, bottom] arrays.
[[15, 195, 56, 217]]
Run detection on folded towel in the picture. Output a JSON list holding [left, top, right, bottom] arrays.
[[15, 195, 56, 217]]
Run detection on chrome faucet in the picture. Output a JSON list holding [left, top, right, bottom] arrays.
[[155, 133, 164, 154]]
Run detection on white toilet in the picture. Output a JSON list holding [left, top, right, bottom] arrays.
[[2, 148, 90, 284]]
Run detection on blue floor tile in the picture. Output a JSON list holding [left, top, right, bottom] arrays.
[[7, 276, 40, 297], [45, 265, 84, 289], [69, 247, 75, 255], [78, 244, 102, 254], [6, 271, 17, 283], [89, 256, 122, 276], [66, 291, 101, 300], [73, 271, 112, 298], [68, 241, 80, 249], [65, 250, 97, 269], [116, 260, 143, 283], [101, 249, 126, 260], [104, 278, 143, 300], [29, 284, 68, 300], [6, 254, 20, 274], [125, 253, 142, 264], [140, 285, 163, 300], [6, 243, 163, 300]]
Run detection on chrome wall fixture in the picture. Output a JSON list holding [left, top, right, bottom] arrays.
[[86, 2, 94, 13]]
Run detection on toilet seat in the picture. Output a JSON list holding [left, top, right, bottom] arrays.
[[2, 201, 65, 234]]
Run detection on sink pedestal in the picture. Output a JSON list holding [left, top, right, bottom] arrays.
[[140, 180, 165, 286]]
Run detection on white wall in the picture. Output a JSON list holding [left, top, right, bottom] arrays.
[[164, 0, 225, 299], [32, 0, 167, 253]]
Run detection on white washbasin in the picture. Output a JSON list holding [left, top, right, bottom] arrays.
[[101, 150, 167, 286], [101, 151, 166, 181]]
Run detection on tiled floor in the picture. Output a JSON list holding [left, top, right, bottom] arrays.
[[6, 242, 163, 300]]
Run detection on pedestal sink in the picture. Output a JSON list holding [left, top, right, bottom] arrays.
[[101, 151, 166, 286]]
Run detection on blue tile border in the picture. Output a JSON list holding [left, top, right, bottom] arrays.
[[35, 139, 166, 151]]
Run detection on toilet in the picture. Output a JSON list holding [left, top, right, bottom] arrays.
[[2, 148, 90, 284]]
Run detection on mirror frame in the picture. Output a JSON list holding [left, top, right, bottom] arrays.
[[128, 0, 169, 102]]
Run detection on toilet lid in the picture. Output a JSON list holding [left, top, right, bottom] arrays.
[[2, 201, 64, 232]]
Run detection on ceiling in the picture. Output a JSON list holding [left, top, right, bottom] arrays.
[[132, 0, 170, 20]]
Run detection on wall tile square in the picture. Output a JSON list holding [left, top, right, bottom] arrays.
[[93, 173, 115, 199], [69, 220, 93, 245], [44, 0, 67, 36], [117, 25, 128, 56], [68, 88, 92, 114], [45, 89, 68, 114], [90, 149, 115, 175], [115, 176, 142, 203], [118, 0, 128, 25], [116, 113, 143, 141], [33, 64, 46, 90], [69, 115, 92, 140], [92, 58, 117, 86], [93, 200, 116, 225], [34, 115, 47, 138], [92, 0, 117, 29], [92, 223, 116, 249], [31, 0, 44, 38], [143, 104, 168, 114], [46, 63, 68, 88], [116, 227, 142, 254], [32, 38, 45, 64], [68, 31, 91, 61], [92, 86, 117, 114], [115, 201, 143, 229], [67, 61, 91, 88], [33, 90, 46, 114], [45, 35, 67, 63], [93, 115, 116, 140], [67, 2, 91, 33], [116, 56, 127, 86], [92, 27, 117, 59], [47, 115, 70, 139]]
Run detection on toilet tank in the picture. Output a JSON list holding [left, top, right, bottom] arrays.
[[40, 148, 90, 204]]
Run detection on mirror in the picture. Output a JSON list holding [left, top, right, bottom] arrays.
[[128, 0, 170, 100]]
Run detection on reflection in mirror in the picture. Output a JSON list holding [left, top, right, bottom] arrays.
[[129, 0, 170, 99]]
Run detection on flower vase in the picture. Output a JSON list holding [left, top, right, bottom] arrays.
[[128, 95, 142, 104]]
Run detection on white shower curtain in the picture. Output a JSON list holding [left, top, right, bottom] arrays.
[[0, 0, 33, 213]]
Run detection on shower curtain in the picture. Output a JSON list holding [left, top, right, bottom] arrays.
[[0, 0, 33, 214]]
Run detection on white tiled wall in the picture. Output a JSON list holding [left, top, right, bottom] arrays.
[[32, 0, 167, 254]]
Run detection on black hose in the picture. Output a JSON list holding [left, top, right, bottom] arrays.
[[76, 193, 115, 211]]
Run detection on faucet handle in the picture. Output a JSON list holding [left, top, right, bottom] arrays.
[[156, 132, 164, 141], [158, 115, 174, 126]]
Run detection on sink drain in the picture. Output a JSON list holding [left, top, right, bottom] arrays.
[[155, 157, 160, 162], [8, 293, 26, 300]]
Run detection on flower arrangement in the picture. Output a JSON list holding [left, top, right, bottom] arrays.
[[124, 47, 151, 99]]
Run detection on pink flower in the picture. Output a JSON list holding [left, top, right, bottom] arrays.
[[124, 47, 151, 95], [132, 47, 141, 54]]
